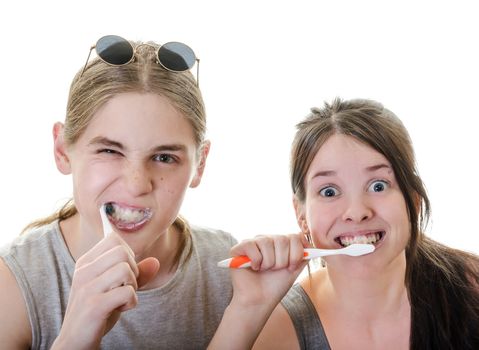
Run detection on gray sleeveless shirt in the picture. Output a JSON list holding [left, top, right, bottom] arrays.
[[0, 221, 236, 349], [281, 283, 331, 350]]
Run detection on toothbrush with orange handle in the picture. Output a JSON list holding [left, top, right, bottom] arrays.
[[217, 243, 375, 269]]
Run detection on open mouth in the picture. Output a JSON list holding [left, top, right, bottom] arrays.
[[104, 202, 152, 231], [334, 231, 385, 247]]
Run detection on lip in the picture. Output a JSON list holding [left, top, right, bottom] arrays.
[[105, 202, 153, 233], [111, 219, 150, 233]]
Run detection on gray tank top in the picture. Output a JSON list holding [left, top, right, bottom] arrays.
[[1, 221, 236, 349], [281, 283, 331, 350]]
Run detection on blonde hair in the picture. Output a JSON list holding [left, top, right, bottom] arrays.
[[24, 40, 206, 266]]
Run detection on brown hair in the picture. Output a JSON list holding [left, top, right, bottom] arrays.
[[291, 98, 479, 349], [23, 40, 206, 267]]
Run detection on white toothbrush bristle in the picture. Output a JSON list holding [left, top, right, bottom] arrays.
[[348, 243, 375, 256]]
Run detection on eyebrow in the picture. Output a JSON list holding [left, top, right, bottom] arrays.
[[310, 163, 392, 180], [88, 136, 187, 153], [88, 137, 123, 149], [365, 163, 392, 172]]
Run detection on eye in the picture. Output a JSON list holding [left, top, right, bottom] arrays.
[[368, 180, 389, 193], [319, 186, 340, 197], [97, 148, 121, 155], [153, 154, 176, 163]]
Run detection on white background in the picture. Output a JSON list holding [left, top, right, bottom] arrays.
[[0, 1, 477, 254]]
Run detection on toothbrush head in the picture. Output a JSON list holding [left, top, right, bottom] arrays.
[[100, 203, 114, 237]]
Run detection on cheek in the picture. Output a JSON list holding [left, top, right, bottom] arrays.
[[377, 193, 410, 227], [156, 171, 192, 200], [72, 162, 118, 200], [153, 177, 190, 221], [305, 200, 339, 243]]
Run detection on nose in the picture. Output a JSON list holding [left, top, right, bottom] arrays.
[[342, 195, 373, 223], [123, 160, 153, 196]]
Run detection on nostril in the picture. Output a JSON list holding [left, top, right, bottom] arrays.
[[342, 198, 373, 223]]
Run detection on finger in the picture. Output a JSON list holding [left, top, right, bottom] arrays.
[[93, 261, 139, 292], [74, 245, 139, 287], [137, 258, 160, 288], [76, 233, 135, 268], [272, 235, 291, 270], [230, 239, 263, 271], [289, 234, 307, 271], [96, 284, 138, 315], [255, 236, 275, 270]]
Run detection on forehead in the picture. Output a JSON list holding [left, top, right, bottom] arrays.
[[310, 134, 390, 171], [80, 92, 196, 147]]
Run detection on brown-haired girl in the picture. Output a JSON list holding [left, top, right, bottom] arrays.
[[211, 98, 479, 350]]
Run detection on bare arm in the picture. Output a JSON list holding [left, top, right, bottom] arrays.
[[209, 234, 307, 349], [253, 303, 300, 350], [210, 300, 276, 350], [0, 258, 32, 349]]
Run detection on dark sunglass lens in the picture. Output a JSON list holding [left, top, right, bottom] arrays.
[[96, 35, 134, 65], [158, 42, 196, 71]]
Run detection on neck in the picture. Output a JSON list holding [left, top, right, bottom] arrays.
[[137, 224, 181, 269], [314, 252, 409, 320]]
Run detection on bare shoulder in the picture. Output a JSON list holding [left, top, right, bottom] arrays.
[[0, 258, 31, 348], [253, 303, 300, 350]]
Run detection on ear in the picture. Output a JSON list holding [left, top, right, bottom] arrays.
[[293, 195, 309, 234], [190, 140, 210, 188], [53, 122, 72, 175], [413, 191, 422, 216]]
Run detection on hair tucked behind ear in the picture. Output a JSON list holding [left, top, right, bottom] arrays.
[[290, 97, 479, 349]]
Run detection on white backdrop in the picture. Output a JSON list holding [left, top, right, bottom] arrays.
[[0, 0, 477, 254]]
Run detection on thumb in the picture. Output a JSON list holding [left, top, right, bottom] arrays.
[[137, 257, 160, 288]]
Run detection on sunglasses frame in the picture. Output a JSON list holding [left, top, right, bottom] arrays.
[[80, 35, 200, 86]]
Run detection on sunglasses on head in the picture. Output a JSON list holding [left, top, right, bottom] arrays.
[[80, 35, 199, 85]]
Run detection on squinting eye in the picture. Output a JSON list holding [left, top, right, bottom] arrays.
[[368, 180, 389, 192], [98, 149, 120, 155], [319, 186, 339, 197]]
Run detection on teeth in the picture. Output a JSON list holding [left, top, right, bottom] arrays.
[[338, 232, 382, 247], [107, 203, 152, 224]]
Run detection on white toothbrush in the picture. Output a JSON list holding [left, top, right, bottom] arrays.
[[217, 243, 375, 269], [100, 204, 114, 237]]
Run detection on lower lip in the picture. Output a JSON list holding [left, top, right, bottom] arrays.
[[111, 218, 150, 233]]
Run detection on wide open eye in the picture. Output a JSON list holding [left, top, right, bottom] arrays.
[[319, 186, 340, 197], [368, 180, 389, 193]]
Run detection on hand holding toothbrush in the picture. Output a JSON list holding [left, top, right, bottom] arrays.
[[209, 233, 310, 350], [52, 205, 159, 349], [228, 233, 310, 304], [209, 234, 375, 349]]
